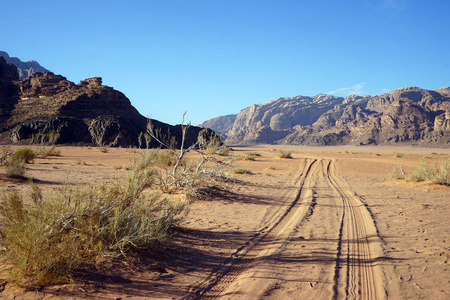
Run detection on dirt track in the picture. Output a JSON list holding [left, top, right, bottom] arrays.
[[0, 145, 449, 299], [187, 158, 388, 299]]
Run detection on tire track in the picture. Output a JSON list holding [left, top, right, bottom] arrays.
[[324, 159, 386, 300], [186, 158, 318, 299]]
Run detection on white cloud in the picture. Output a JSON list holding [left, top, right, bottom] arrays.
[[328, 82, 366, 96]]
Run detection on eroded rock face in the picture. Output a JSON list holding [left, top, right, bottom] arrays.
[[217, 95, 346, 144], [0, 58, 216, 147], [202, 87, 450, 146], [434, 111, 450, 132]]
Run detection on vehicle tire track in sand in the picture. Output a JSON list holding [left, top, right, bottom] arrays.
[[186, 158, 318, 299], [325, 159, 386, 300]]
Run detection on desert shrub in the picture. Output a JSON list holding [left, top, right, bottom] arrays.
[[241, 152, 257, 161], [132, 148, 232, 199], [277, 149, 292, 159], [393, 152, 404, 158], [233, 168, 251, 174], [12, 147, 36, 164], [203, 133, 231, 156], [387, 165, 406, 180], [146, 115, 234, 199], [32, 130, 61, 145], [0, 160, 187, 286], [409, 159, 435, 182], [5, 157, 26, 178], [37, 145, 61, 157], [388, 159, 450, 186], [98, 146, 109, 153], [74, 159, 86, 165], [433, 159, 450, 185]]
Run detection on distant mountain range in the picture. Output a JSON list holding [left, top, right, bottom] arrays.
[[0, 53, 213, 147], [201, 88, 450, 146], [0, 51, 49, 79]]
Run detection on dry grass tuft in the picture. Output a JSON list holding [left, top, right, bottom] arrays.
[[388, 159, 450, 186], [37, 145, 61, 157], [393, 152, 404, 158], [0, 156, 187, 287], [277, 150, 292, 159], [233, 168, 251, 174]]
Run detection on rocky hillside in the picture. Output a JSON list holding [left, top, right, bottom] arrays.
[[0, 51, 50, 79], [0, 57, 213, 147], [201, 88, 450, 146]]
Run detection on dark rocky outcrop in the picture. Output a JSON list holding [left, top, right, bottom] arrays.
[[0, 58, 215, 148], [202, 87, 450, 146], [0, 51, 50, 79]]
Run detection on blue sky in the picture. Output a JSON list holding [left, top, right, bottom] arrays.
[[2, 0, 449, 125]]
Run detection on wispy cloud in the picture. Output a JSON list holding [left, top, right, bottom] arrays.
[[328, 82, 366, 96]]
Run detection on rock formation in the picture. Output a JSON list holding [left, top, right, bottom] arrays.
[[0, 58, 214, 148], [0, 51, 50, 79], [201, 87, 450, 146]]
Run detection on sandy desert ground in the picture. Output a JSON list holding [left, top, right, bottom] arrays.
[[0, 145, 449, 299]]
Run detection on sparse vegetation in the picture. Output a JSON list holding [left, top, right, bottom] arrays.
[[277, 149, 292, 159], [31, 130, 61, 145], [12, 147, 36, 164], [388, 159, 450, 186], [5, 157, 27, 178], [37, 145, 61, 157], [146, 114, 234, 200], [241, 152, 258, 161], [74, 159, 86, 165], [387, 165, 407, 180], [393, 152, 404, 158], [1, 147, 37, 179], [233, 168, 251, 174], [98, 146, 109, 153], [0, 114, 234, 287], [0, 157, 187, 286]]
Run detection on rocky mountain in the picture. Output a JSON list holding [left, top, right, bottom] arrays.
[[0, 57, 213, 148], [201, 88, 450, 146], [200, 114, 236, 135], [0, 51, 50, 79]]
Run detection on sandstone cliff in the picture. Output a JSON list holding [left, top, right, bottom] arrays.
[[202, 87, 450, 146], [0, 51, 50, 79], [0, 58, 213, 148]]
